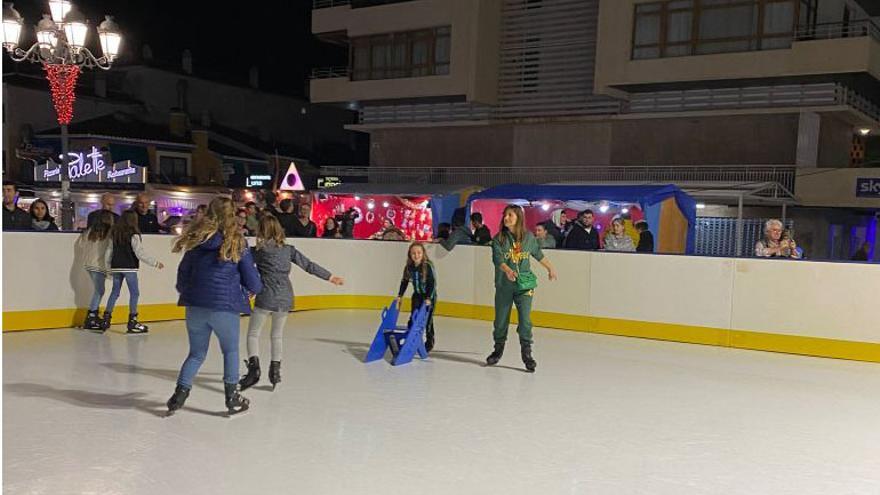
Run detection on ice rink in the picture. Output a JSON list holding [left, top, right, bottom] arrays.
[[4, 309, 880, 494]]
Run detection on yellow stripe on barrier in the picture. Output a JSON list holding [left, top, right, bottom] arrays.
[[4, 296, 880, 364]]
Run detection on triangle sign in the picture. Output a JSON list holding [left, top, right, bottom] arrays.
[[279, 161, 305, 191]]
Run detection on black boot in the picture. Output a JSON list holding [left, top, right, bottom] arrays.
[[239, 356, 261, 391], [224, 382, 250, 416], [165, 384, 190, 416], [126, 314, 148, 334], [100, 312, 112, 333], [83, 310, 103, 331], [486, 342, 505, 366], [424, 327, 435, 353], [269, 361, 281, 390], [521, 341, 537, 373]]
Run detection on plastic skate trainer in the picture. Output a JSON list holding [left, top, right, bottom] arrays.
[[364, 299, 429, 366]]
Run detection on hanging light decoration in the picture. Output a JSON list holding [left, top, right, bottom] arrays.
[[43, 63, 81, 125]]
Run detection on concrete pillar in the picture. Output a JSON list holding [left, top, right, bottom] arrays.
[[796, 111, 821, 167]]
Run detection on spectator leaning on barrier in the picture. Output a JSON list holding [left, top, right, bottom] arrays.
[[635, 220, 654, 253], [438, 217, 473, 251], [87, 193, 119, 228], [535, 223, 556, 249], [276, 199, 298, 237], [435, 222, 451, 241], [3, 182, 32, 231], [292, 203, 318, 238], [470, 213, 492, 245], [604, 218, 636, 252], [132, 193, 161, 234], [322, 217, 342, 238], [29, 199, 59, 232], [755, 219, 801, 259], [563, 209, 600, 251]]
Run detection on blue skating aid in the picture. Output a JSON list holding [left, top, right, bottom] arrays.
[[364, 299, 429, 366]]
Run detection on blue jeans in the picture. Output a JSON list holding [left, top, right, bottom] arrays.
[[105, 272, 139, 315], [87, 270, 106, 312], [177, 306, 241, 388]]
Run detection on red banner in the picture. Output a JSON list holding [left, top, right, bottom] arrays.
[[311, 194, 433, 241]]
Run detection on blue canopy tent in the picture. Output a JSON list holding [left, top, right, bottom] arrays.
[[467, 184, 697, 254]]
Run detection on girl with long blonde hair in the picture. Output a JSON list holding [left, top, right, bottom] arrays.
[[166, 197, 263, 417], [239, 215, 344, 391], [394, 242, 438, 352]]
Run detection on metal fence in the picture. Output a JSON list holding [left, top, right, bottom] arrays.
[[320, 165, 797, 192], [795, 19, 880, 43], [696, 217, 794, 257]]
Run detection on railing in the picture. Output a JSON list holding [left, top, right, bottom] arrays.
[[842, 87, 880, 123], [313, 0, 350, 8], [361, 103, 492, 124], [310, 66, 351, 79], [795, 19, 880, 43], [319, 165, 797, 191]]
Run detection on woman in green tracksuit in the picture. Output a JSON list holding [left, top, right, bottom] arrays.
[[486, 205, 557, 372]]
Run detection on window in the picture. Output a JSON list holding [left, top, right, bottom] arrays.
[[351, 27, 452, 81], [155, 151, 191, 185], [632, 0, 797, 59]]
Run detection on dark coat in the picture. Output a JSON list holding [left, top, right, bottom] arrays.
[[563, 221, 600, 251], [176, 233, 263, 314]]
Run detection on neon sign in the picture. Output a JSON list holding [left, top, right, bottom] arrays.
[[34, 146, 146, 186]]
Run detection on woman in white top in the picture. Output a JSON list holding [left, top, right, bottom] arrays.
[[604, 218, 636, 252]]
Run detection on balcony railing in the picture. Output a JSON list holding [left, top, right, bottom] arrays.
[[310, 66, 351, 79], [795, 19, 880, 43], [320, 165, 798, 192], [313, 0, 350, 8]]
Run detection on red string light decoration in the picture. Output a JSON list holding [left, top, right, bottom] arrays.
[[43, 64, 81, 125]]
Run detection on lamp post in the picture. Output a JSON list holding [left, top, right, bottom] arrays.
[[3, 1, 122, 230]]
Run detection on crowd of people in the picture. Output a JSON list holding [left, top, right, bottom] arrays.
[[8, 181, 875, 263]]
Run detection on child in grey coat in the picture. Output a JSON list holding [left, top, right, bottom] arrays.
[[240, 214, 344, 390]]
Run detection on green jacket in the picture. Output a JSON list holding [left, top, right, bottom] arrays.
[[491, 231, 544, 288]]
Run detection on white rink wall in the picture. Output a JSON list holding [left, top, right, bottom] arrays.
[[4, 232, 880, 358]]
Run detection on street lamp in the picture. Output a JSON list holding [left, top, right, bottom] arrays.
[[2, 2, 122, 230]]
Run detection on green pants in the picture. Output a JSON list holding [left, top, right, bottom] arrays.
[[493, 286, 534, 344]]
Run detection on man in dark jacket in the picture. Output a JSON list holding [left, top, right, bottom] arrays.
[[470, 213, 492, 245], [132, 193, 161, 234], [635, 220, 655, 253], [87, 193, 120, 228], [563, 209, 600, 251], [291, 203, 318, 238], [276, 199, 299, 237], [3, 183, 32, 231], [439, 217, 473, 251]]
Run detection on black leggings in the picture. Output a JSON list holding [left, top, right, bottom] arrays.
[[409, 294, 435, 336]]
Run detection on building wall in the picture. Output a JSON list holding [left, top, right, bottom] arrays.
[[310, 0, 502, 105], [511, 121, 613, 166], [610, 114, 800, 165], [594, 0, 880, 94], [818, 114, 856, 167], [2, 83, 140, 181], [369, 125, 514, 166]]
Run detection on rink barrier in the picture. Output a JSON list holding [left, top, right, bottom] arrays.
[[3, 233, 880, 363], [5, 295, 880, 363]]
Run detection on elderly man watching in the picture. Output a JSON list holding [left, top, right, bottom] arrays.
[[131, 193, 161, 234], [87, 193, 120, 228]]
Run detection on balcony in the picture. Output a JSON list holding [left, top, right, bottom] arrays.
[[596, 2, 880, 95]]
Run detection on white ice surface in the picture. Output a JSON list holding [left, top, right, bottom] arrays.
[[4, 310, 880, 495]]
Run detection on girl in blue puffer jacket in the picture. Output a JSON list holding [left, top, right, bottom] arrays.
[[166, 197, 263, 417]]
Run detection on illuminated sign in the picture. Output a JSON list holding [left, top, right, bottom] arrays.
[[279, 162, 305, 191], [246, 174, 273, 188], [34, 146, 146, 187], [317, 176, 343, 189], [856, 178, 880, 198]]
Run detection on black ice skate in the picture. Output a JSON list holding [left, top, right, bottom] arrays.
[[83, 311, 103, 332], [165, 384, 190, 417], [486, 342, 505, 366], [224, 383, 250, 416], [126, 314, 148, 334], [268, 361, 281, 390], [239, 356, 261, 391], [521, 341, 537, 373], [100, 312, 112, 332]]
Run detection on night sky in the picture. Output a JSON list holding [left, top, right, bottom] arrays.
[[10, 0, 345, 98]]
